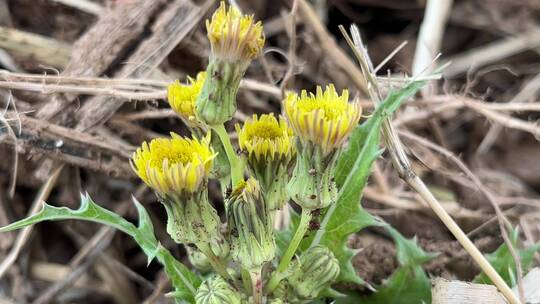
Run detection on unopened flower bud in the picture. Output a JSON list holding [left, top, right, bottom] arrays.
[[227, 178, 275, 270], [187, 246, 212, 273], [195, 275, 242, 304], [288, 245, 340, 300]]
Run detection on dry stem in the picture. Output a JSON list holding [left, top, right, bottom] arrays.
[[340, 24, 521, 304]]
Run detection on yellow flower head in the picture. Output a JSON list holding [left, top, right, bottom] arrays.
[[236, 113, 295, 162], [206, 2, 264, 61], [231, 177, 261, 200], [167, 72, 206, 124], [284, 84, 362, 155], [131, 133, 216, 196]]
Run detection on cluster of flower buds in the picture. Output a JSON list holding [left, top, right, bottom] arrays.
[[131, 2, 361, 303]]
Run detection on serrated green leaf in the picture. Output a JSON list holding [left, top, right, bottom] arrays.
[[387, 226, 438, 266], [0, 193, 201, 303], [306, 81, 426, 285], [343, 226, 434, 304], [359, 265, 431, 304], [334, 80, 425, 188], [474, 227, 540, 286]]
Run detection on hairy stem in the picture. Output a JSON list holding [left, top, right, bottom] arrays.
[[250, 268, 263, 304], [212, 124, 244, 187], [196, 242, 235, 287], [266, 208, 312, 293]]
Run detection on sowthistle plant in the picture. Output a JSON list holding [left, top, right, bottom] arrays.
[[0, 3, 434, 303]]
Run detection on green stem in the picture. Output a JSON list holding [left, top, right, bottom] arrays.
[[196, 242, 234, 286], [266, 208, 312, 293], [212, 124, 244, 187], [250, 268, 263, 304], [241, 268, 252, 294]]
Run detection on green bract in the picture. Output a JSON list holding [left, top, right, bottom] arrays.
[[227, 178, 276, 271], [287, 140, 339, 210], [195, 276, 242, 304], [288, 245, 340, 300]]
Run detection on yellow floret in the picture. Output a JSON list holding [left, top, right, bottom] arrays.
[[283, 84, 362, 155], [131, 133, 215, 195], [236, 113, 295, 162], [206, 2, 265, 61], [167, 72, 206, 123]]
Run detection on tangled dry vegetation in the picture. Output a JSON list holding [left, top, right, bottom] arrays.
[[0, 0, 540, 303]]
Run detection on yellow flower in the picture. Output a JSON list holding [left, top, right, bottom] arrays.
[[283, 84, 362, 155], [167, 72, 205, 125], [131, 133, 215, 196], [236, 113, 295, 161], [206, 2, 265, 61], [230, 177, 261, 200]]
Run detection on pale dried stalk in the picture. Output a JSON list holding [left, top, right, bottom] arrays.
[[0, 70, 281, 99], [50, 0, 103, 15], [477, 73, 540, 153], [443, 26, 540, 78], [400, 129, 526, 302], [0, 80, 166, 100], [412, 0, 453, 96], [0, 27, 71, 68], [341, 25, 521, 304]]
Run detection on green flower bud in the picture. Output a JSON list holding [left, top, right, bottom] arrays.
[[227, 178, 276, 270], [195, 60, 245, 126], [288, 245, 340, 300], [187, 246, 212, 273], [162, 190, 222, 246], [271, 281, 295, 303], [287, 140, 338, 210], [195, 275, 242, 304]]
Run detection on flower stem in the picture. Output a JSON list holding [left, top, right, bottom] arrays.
[[212, 124, 244, 187], [196, 242, 234, 286], [266, 208, 312, 293], [250, 268, 263, 304]]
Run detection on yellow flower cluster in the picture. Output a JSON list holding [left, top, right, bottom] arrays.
[[131, 134, 215, 196], [284, 84, 362, 155], [236, 114, 295, 161], [206, 2, 265, 61], [167, 72, 206, 124]]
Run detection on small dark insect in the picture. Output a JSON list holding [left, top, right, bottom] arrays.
[[225, 186, 232, 197], [230, 228, 238, 237], [311, 209, 322, 217], [309, 220, 320, 231]]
